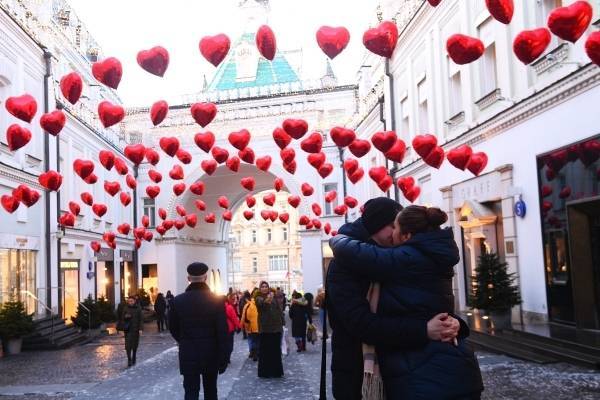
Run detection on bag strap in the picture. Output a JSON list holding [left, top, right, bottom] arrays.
[[319, 298, 328, 399]]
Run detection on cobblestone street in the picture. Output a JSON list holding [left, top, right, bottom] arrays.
[[1, 322, 600, 399]]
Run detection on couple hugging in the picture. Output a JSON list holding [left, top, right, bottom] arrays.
[[326, 197, 483, 400]]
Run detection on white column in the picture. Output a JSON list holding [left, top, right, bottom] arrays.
[[298, 229, 324, 296]]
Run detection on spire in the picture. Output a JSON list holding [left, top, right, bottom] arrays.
[[238, 0, 270, 33], [321, 58, 338, 88]]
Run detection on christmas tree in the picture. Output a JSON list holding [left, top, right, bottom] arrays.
[[470, 252, 521, 312], [71, 295, 101, 329]]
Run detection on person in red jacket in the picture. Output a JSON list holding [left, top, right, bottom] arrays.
[[224, 297, 241, 364]]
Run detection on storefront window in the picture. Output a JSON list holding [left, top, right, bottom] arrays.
[[0, 249, 37, 314]]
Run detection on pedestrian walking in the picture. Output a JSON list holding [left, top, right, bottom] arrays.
[[165, 290, 174, 330], [154, 292, 167, 332], [289, 292, 312, 352], [314, 287, 327, 334], [169, 262, 229, 400], [238, 291, 251, 339], [224, 296, 241, 364], [255, 281, 284, 378], [117, 295, 143, 368], [241, 291, 259, 361]]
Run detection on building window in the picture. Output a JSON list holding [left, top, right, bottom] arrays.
[[283, 227, 288, 242], [232, 258, 241, 272], [323, 183, 339, 216], [478, 19, 498, 98], [400, 97, 410, 136], [417, 77, 429, 133], [447, 57, 463, 117], [537, 0, 562, 25], [143, 198, 156, 228], [267, 228, 272, 243], [0, 249, 37, 314], [269, 255, 288, 271], [252, 257, 258, 273], [252, 230, 257, 244]]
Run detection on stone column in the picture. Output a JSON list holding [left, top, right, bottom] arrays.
[[440, 185, 464, 311], [298, 229, 324, 297]]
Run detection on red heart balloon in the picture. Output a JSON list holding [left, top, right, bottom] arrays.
[[447, 145, 473, 171], [159, 136, 180, 157], [288, 195, 301, 208], [99, 150, 115, 171], [447, 34, 485, 65], [513, 28, 552, 65], [369, 166, 388, 184], [344, 196, 358, 209], [135, 239, 142, 249], [226, 156, 241, 172], [545, 149, 569, 172], [362, 21, 399, 58], [201, 159, 218, 175], [38, 170, 62, 191], [256, 25, 277, 61], [223, 210, 233, 221], [412, 134, 438, 158], [547, 1, 593, 43], [241, 177, 256, 191], [559, 186, 572, 199], [385, 139, 407, 163], [81, 192, 94, 206], [423, 146, 445, 169], [397, 176, 415, 193], [112, 157, 128, 175], [343, 158, 359, 174], [195, 200, 206, 211], [144, 148, 160, 166], [282, 119, 308, 140], [5, 94, 37, 123], [169, 164, 184, 180], [228, 129, 251, 150], [176, 148, 192, 165], [83, 173, 98, 185], [218, 196, 230, 209], [173, 219, 186, 230], [586, 31, 600, 66], [134, 227, 146, 239], [348, 167, 365, 184], [243, 210, 254, 221], [137, 46, 169, 77], [239, 147, 256, 164], [316, 26, 350, 59], [120, 192, 132, 207], [191, 103, 217, 127], [263, 193, 276, 207], [156, 225, 167, 236], [186, 214, 198, 227], [90, 241, 101, 253], [301, 132, 323, 154], [146, 185, 160, 199], [541, 185, 553, 198], [280, 147, 296, 164], [485, 0, 514, 24], [13, 185, 39, 208], [312, 203, 322, 216], [98, 101, 125, 128], [6, 124, 32, 151], [104, 180, 121, 197], [273, 127, 292, 149], [73, 159, 95, 179], [176, 205, 188, 217], [325, 190, 337, 203], [334, 204, 348, 216], [212, 146, 229, 164], [542, 200, 553, 212], [576, 139, 600, 167], [204, 213, 216, 224], [283, 160, 297, 174], [348, 139, 371, 158], [1, 195, 19, 213], [330, 127, 356, 148], [261, 210, 271, 221], [118, 223, 131, 235], [427, 0, 442, 6], [312, 219, 322, 230], [299, 215, 310, 225], [144, 231, 154, 242], [404, 186, 421, 203], [246, 195, 256, 208], [40, 110, 66, 136], [190, 181, 205, 195], [69, 201, 80, 216], [466, 152, 488, 176], [308, 152, 326, 169], [126, 174, 137, 189], [124, 144, 146, 165], [150, 100, 169, 126], [318, 163, 334, 179], [301, 183, 314, 196], [371, 131, 397, 153], [324, 222, 332, 235], [194, 131, 216, 153], [92, 57, 122, 89], [279, 212, 290, 224], [60, 72, 83, 105], [256, 156, 272, 171], [377, 176, 393, 192], [173, 183, 186, 196], [92, 203, 108, 218], [274, 177, 284, 192], [199, 34, 231, 67]]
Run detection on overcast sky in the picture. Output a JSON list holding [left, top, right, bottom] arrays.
[[68, 0, 378, 106]]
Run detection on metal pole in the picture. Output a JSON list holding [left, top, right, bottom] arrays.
[[337, 147, 349, 224], [385, 59, 401, 202], [42, 49, 52, 315]]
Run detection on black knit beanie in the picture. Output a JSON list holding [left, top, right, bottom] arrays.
[[362, 197, 403, 235]]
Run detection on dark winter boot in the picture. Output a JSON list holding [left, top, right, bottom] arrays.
[[296, 339, 302, 352], [132, 349, 137, 366], [126, 349, 132, 367], [301, 339, 306, 352]]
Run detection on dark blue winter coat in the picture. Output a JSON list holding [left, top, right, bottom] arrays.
[[330, 227, 484, 400], [169, 282, 229, 375]]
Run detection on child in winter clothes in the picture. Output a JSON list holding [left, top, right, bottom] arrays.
[[242, 293, 260, 361]]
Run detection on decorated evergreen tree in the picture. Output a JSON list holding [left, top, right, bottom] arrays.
[[71, 295, 101, 329], [96, 296, 116, 323], [0, 300, 34, 339], [470, 252, 521, 312]]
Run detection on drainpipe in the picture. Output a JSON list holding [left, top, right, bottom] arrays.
[[42, 49, 53, 314], [132, 165, 139, 291], [379, 97, 391, 200], [385, 59, 401, 202], [337, 146, 349, 223]]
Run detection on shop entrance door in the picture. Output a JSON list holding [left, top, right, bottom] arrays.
[[60, 261, 79, 324], [566, 198, 600, 330]]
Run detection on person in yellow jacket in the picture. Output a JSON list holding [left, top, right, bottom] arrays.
[[241, 290, 259, 362]]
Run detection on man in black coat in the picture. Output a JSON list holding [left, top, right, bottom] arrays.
[[169, 262, 229, 400], [326, 197, 467, 399]]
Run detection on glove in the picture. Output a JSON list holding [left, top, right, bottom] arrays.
[[218, 363, 228, 375]]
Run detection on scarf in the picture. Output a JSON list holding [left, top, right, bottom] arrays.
[[362, 282, 385, 400]]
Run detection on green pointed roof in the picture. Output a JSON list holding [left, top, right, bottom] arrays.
[[206, 32, 301, 92]]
